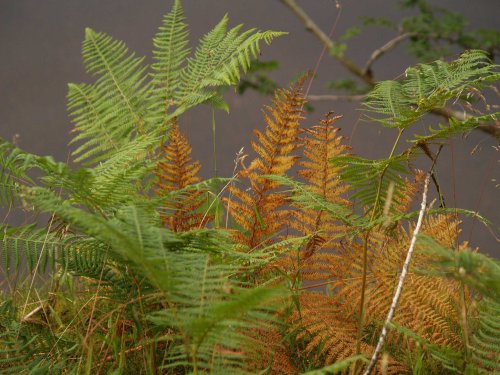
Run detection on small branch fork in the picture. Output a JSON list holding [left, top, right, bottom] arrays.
[[280, 0, 500, 142], [363, 173, 431, 375], [307, 94, 365, 102], [363, 32, 414, 75], [279, 0, 371, 84]]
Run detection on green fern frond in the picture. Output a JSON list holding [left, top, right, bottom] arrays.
[[1, 225, 62, 274], [264, 174, 367, 230], [364, 80, 415, 128], [20, 185, 284, 373], [147, 252, 284, 373], [416, 234, 500, 299], [90, 133, 159, 210], [330, 154, 411, 214], [0, 225, 131, 294], [174, 15, 286, 113], [410, 112, 500, 145], [152, 0, 190, 101], [470, 298, 500, 372], [364, 50, 499, 129], [69, 28, 151, 164], [0, 137, 76, 205], [389, 322, 465, 373]]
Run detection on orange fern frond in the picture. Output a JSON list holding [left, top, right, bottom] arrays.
[[290, 292, 409, 373], [295, 111, 350, 257], [287, 162, 466, 370], [154, 120, 210, 231], [247, 327, 299, 374], [325, 214, 465, 349], [226, 81, 305, 250]]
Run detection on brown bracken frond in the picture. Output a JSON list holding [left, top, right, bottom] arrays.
[[295, 111, 350, 256], [287, 169, 464, 372], [154, 120, 210, 231], [248, 327, 299, 374], [323, 215, 464, 360], [274, 111, 351, 284], [290, 292, 409, 374], [226, 80, 306, 250]]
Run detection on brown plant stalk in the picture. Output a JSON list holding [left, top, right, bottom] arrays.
[[363, 173, 431, 374]]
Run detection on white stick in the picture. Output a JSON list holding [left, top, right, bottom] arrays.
[[363, 173, 431, 375]]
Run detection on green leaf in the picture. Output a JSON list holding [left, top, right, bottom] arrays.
[[303, 355, 368, 374]]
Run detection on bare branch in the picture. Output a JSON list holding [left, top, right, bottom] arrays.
[[363, 32, 414, 75], [307, 94, 365, 102], [363, 173, 431, 375], [279, 0, 373, 85], [279, 0, 500, 142], [432, 107, 500, 142]]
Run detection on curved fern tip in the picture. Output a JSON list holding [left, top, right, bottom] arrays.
[[84, 27, 94, 38]]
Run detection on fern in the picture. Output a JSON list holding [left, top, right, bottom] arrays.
[[0, 137, 78, 205], [330, 154, 411, 215], [293, 112, 351, 257], [68, 1, 284, 167], [154, 121, 211, 231], [364, 50, 499, 129], [226, 80, 305, 250], [352, 50, 499, 220], [151, 0, 190, 103], [2, 2, 499, 372], [416, 234, 500, 300], [175, 17, 286, 113], [69, 29, 151, 164], [410, 112, 500, 145], [148, 254, 283, 373]]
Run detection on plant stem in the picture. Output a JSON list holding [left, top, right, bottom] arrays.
[[355, 128, 405, 363], [363, 173, 431, 375], [212, 110, 217, 178], [460, 283, 471, 367]]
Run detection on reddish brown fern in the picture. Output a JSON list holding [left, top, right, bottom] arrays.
[[226, 81, 305, 250], [272, 111, 351, 289], [286, 172, 468, 373], [154, 120, 210, 231], [297, 112, 350, 254]]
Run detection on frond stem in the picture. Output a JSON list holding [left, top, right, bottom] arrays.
[[363, 173, 430, 375], [459, 283, 471, 368], [355, 127, 405, 364]]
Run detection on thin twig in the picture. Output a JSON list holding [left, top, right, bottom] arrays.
[[431, 107, 500, 142], [307, 94, 365, 102], [279, 0, 500, 142], [279, 0, 372, 84], [363, 32, 414, 75], [363, 173, 431, 375]]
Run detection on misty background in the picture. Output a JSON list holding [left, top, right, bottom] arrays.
[[0, 0, 498, 256]]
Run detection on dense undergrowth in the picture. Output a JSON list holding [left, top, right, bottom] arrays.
[[0, 1, 499, 374]]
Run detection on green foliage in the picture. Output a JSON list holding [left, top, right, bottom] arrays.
[[470, 298, 500, 373], [364, 50, 499, 128], [1, 1, 499, 373], [330, 154, 410, 214], [400, 0, 500, 60], [0, 2, 287, 373], [237, 60, 280, 96], [416, 235, 500, 301], [331, 50, 500, 217], [302, 355, 368, 374], [68, 0, 284, 165]]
